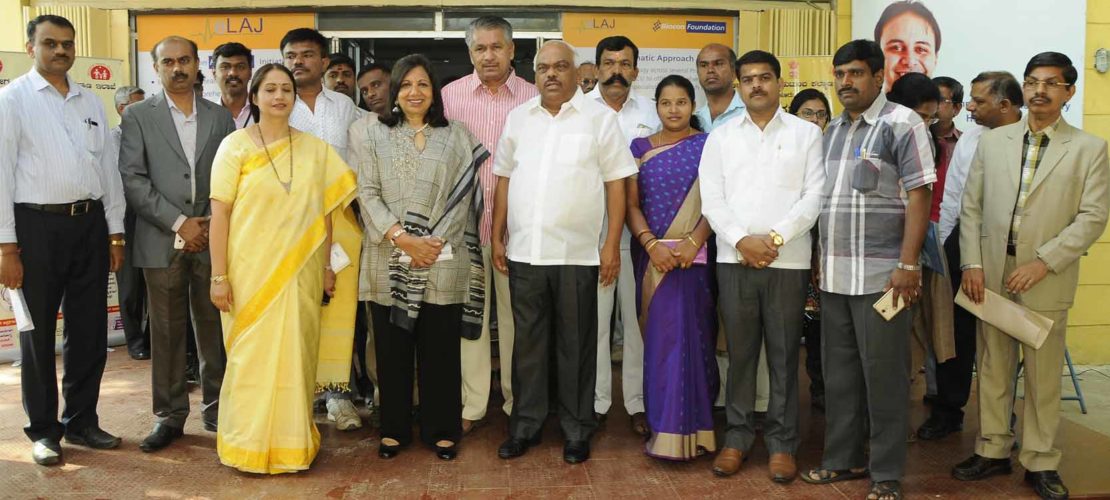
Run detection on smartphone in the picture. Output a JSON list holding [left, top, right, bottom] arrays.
[[872, 288, 907, 321]]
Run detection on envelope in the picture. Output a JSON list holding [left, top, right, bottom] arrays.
[[954, 289, 1054, 349], [4, 288, 35, 332]]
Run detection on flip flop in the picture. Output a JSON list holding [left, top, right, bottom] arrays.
[[800, 467, 869, 485]]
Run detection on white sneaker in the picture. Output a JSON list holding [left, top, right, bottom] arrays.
[[326, 398, 363, 431]]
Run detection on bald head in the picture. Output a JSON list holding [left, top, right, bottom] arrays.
[[535, 40, 579, 112], [577, 62, 597, 93], [697, 43, 737, 95]]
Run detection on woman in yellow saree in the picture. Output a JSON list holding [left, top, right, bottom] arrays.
[[207, 64, 360, 474]]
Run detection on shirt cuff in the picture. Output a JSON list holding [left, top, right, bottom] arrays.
[[172, 214, 188, 233], [960, 264, 983, 271], [0, 229, 15, 244]]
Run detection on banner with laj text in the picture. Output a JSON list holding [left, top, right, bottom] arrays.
[[136, 12, 315, 104], [562, 12, 736, 104], [853, 0, 1086, 126]]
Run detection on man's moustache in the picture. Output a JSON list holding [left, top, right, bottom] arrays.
[[603, 74, 630, 87]]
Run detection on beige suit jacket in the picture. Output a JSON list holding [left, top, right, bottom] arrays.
[[960, 117, 1110, 311]]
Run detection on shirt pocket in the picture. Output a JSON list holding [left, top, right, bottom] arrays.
[[84, 122, 104, 155], [774, 139, 804, 189], [556, 134, 594, 165]]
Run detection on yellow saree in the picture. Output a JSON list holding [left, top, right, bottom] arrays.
[[209, 130, 360, 474]]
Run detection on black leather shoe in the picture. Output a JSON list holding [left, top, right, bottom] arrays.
[[435, 443, 458, 461], [1025, 470, 1069, 500], [916, 415, 963, 441], [498, 435, 539, 459], [129, 349, 151, 360], [378, 441, 403, 459], [65, 426, 122, 449], [31, 438, 62, 466], [203, 420, 218, 432], [563, 440, 590, 464], [139, 424, 183, 453], [951, 454, 1012, 481]]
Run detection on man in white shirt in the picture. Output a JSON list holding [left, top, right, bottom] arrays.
[[283, 28, 360, 163], [0, 14, 127, 466], [325, 52, 359, 104], [926, 71, 1023, 442], [213, 42, 255, 129], [280, 27, 364, 430], [119, 35, 235, 453], [700, 50, 825, 481], [493, 41, 637, 464], [110, 86, 150, 361], [584, 36, 659, 436]]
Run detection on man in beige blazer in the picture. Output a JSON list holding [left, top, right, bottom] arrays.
[[954, 52, 1110, 500]]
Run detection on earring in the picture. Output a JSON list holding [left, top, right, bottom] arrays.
[[392, 105, 400, 114]]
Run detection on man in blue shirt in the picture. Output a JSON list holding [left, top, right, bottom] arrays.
[[694, 43, 745, 132]]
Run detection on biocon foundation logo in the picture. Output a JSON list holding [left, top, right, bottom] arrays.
[[685, 21, 727, 34]]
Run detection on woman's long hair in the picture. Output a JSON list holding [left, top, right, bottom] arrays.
[[653, 74, 702, 132], [248, 63, 296, 124], [378, 54, 449, 128]]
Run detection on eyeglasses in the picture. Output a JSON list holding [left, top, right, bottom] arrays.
[[798, 109, 828, 120], [1022, 79, 1072, 91]]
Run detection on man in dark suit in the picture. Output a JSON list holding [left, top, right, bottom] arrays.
[[119, 35, 235, 452]]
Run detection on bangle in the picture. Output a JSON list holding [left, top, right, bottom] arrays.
[[684, 234, 699, 248], [645, 239, 660, 252], [211, 275, 228, 284], [896, 262, 922, 272], [110, 239, 126, 247], [635, 229, 652, 241]]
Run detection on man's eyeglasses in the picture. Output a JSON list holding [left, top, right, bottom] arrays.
[[799, 109, 828, 120], [1022, 79, 1072, 91]]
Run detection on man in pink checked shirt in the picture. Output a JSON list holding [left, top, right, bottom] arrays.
[[442, 15, 539, 434]]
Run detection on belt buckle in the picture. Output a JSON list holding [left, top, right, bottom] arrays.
[[70, 201, 91, 216]]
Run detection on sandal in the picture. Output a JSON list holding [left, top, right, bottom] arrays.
[[867, 480, 903, 500], [800, 467, 869, 485], [630, 413, 650, 437]]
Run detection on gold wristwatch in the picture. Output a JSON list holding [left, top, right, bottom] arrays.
[[769, 230, 784, 247]]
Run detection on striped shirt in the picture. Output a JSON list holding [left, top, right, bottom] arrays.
[[818, 94, 936, 296], [0, 69, 126, 243], [442, 71, 538, 245], [289, 87, 360, 163], [1010, 121, 1058, 246]]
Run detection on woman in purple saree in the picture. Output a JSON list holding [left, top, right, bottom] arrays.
[[626, 75, 718, 461]]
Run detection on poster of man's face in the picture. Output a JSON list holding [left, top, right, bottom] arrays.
[[874, 1, 941, 93]]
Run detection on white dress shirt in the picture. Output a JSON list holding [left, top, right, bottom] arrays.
[[493, 90, 639, 266], [0, 69, 125, 243], [167, 92, 198, 231], [938, 124, 986, 242], [227, 100, 253, 129], [699, 108, 826, 268], [289, 86, 360, 162], [585, 87, 661, 144]]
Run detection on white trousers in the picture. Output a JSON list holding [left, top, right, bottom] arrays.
[[460, 245, 515, 420], [594, 246, 645, 415]]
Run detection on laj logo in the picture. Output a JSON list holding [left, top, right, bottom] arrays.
[[193, 16, 266, 43], [581, 18, 616, 30]]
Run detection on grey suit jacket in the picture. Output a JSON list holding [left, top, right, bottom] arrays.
[[960, 118, 1110, 311], [118, 93, 236, 268]]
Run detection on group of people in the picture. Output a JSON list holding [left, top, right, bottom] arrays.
[[0, 9, 1105, 500]]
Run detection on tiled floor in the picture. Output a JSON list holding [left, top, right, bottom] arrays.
[[1, 351, 1109, 498]]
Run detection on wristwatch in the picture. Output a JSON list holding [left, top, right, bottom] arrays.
[[769, 230, 784, 247], [896, 262, 922, 272]]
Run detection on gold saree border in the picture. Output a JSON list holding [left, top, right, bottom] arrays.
[[217, 433, 319, 475], [646, 429, 717, 460]]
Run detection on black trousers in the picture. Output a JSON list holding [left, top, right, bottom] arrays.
[[507, 261, 598, 443], [803, 315, 824, 399], [931, 226, 977, 422], [16, 203, 109, 442], [115, 206, 149, 355], [370, 302, 461, 446]]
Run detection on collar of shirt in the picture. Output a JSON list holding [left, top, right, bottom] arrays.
[[695, 89, 744, 127], [464, 70, 528, 97], [736, 106, 787, 131], [28, 68, 80, 100], [932, 123, 962, 143], [584, 86, 649, 114], [832, 92, 888, 128], [165, 90, 197, 119], [528, 87, 587, 116], [1026, 115, 1062, 139]]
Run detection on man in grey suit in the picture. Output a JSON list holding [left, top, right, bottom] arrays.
[[119, 36, 236, 452]]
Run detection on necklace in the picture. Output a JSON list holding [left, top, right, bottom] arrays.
[[258, 124, 293, 194]]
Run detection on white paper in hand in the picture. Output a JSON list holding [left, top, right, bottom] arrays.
[[330, 242, 351, 274], [6, 288, 35, 332], [398, 242, 453, 264]]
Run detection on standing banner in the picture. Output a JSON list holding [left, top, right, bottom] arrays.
[[779, 55, 836, 115], [562, 12, 736, 104], [853, 0, 1086, 126], [0, 53, 126, 362], [136, 12, 315, 104]]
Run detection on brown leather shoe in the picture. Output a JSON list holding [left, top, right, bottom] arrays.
[[712, 448, 743, 477], [769, 453, 797, 483]]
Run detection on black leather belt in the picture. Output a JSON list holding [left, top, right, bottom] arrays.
[[1006, 243, 1017, 256], [17, 199, 101, 216]]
